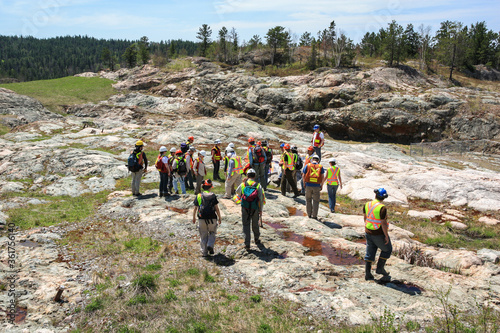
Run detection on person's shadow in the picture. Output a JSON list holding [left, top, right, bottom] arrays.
[[246, 243, 286, 262], [204, 253, 236, 266], [322, 221, 342, 229]]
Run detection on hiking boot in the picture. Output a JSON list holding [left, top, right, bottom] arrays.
[[207, 246, 214, 255], [255, 240, 261, 245], [292, 193, 300, 198], [365, 261, 374, 280], [245, 245, 251, 251], [376, 258, 390, 276]]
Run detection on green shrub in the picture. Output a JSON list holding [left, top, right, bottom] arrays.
[[257, 323, 273, 333], [186, 268, 200, 276], [132, 274, 157, 292], [127, 294, 148, 306], [203, 270, 215, 283], [85, 297, 104, 312], [165, 289, 177, 302], [250, 295, 262, 303], [123, 237, 160, 253], [145, 263, 162, 271]]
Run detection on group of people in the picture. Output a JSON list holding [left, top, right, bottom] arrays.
[[128, 124, 393, 281]]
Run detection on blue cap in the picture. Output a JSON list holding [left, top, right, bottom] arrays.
[[313, 124, 320, 130], [375, 188, 388, 199], [280, 143, 285, 148]]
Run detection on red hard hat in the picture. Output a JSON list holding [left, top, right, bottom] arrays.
[[257, 141, 262, 145], [202, 179, 213, 187], [175, 149, 182, 155], [284, 143, 290, 149], [308, 146, 314, 151], [188, 136, 194, 141], [248, 137, 255, 143]]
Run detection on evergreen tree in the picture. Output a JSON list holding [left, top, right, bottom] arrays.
[[196, 24, 212, 57], [138, 36, 150, 65], [248, 35, 261, 50], [403, 24, 419, 58], [218, 26, 228, 62], [168, 42, 176, 59], [123, 43, 138, 68], [467, 21, 497, 66], [299, 32, 313, 47], [265, 26, 287, 65], [434, 20, 468, 80], [382, 20, 404, 66], [306, 38, 318, 70]]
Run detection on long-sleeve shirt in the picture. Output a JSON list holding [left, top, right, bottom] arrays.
[[193, 158, 206, 177], [235, 179, 266, 212], [227, 154, 236, 176]]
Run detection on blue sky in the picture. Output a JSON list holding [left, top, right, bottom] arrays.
[[0, 0, 499, 43]]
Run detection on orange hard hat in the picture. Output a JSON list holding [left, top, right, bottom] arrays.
[[257, 141, 262, 145], [175, 149, 183, 155], [308, 146, 314, 151], [202, 179, 213, 188], [248, 137, 255, 143], [188, 136, 194, 141], [284, 143, 290, 149]]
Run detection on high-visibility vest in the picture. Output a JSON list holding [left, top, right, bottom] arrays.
[[233, 179, 266, 205], [212, 146, 222, 161], [304, 163, 323, 184], [195, 158, 204, 174], [305, 154, 313, 165], [230, 156, 243, 176], [312, 131, 323, 147], [281, 152, 295, 170], [185, 152, 194, 169], [365, 200, 385, 230], [132, 151, 144, 166], [326, 166, 340, 185], [223, 155, 230, 172]]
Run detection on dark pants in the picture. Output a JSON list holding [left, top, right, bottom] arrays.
[[313, 146, 321, 162], [213, 160, 221, 180], [264, 163, 271, 190], [159, 172, 169, 196], [195, 174, 204, 194], [185, 170, 194, 189], [168, 174, 173, 192], [242, 207, 260, 246], [327, 184, 338, 212], [364, 233, 392, 262], [281, 168, 300, 196]]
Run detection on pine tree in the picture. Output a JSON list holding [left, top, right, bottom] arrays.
[[196, 24, 212, 57]]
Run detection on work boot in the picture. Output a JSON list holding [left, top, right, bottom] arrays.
[[365, 261, 374, 280], [376, 258, 390, 277]]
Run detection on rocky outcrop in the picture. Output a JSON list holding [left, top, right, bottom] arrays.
[[0, 88, 62, 128]]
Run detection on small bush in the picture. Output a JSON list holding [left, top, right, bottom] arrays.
[[395, 243, 435, 268], [203, 270, 215, 283], [188, 321, 207, 333], [186, 268, 200, 276], [145, 263, 162, 271], [165, 289, 177, 302], [168, 279, 181, 287], [250, 295, 262, 303], [226, 294, 239, 301], [132, 274, 157, 292], [127, 294, 148, 306], [85, 297, 104, 312], [257, 323, 273, 333], [123, 237, 160, 253]]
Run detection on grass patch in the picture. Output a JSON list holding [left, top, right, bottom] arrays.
[[85, 297, 104, 313], [127, 294, 148, 306], [123, 237, 161, 253], [145, 263, 162, 271], [0, 76, 118, 114], [0, 123, 10, 136], [5, 191, 109, 230], [203, 269, 215, 283], [163, 59, 196, 73], [132, 274, 158, 293], [164, 289, 177, 302]]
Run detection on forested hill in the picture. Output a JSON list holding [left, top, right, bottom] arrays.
[[0, 35, 197, 82]]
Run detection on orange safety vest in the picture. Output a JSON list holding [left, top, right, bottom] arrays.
[[195, 157, 204, 174], [305, 154, 313, 165], [281, 152, 295, 170], [212, 146, 222, 161], [326, 166, 340, 185], [365, 200, 385, 230], [230, 156, 243, 176], [312, 131, 323, 147], [185, 152, 194, 169], [304, 163, 323, 184]]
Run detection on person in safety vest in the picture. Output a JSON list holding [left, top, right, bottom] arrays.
[[364, 188, 392, 282], [326, 158, 342, 213], [311, 124, 324, 162], [245, 137, 256, 164], [223, 148, 243, 199], [275, 143, 286, 187], [194, 151, 207, 195], [291, 145, 302, 193], [155, 146, 171, 197], [172, 149, 187, 194], [301, 154, 325, 220], [223, 143, 235, 178], [211, 139, 222, 181], [192, 179, 221, 257], [261, 140, 273, 191], [249, 140, 267, 188], [233, 168, 266, 251], [168, 147, 176, 193], [185, 146, 196, 190], [186, 136, 194, 148], [279, 144, 301, 198], [300, 146, 316, 195], [130, 140, 148, 196]]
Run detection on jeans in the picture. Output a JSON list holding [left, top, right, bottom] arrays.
[[364, 233, 392, 262], [173, 174, 186, 194], [313, 146, 321, 162], [131, 169, 144, 195], [242, 207, 260, 246], [159, 172, 169, 195], [327, 184, 338, 212]]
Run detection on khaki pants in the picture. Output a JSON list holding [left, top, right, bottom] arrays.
[[198, 218, 218, 255], [195, 174, 204, 194], [131, 169, 144, 195], [225, 173, 241, 197], [305, 186, 321, 218]]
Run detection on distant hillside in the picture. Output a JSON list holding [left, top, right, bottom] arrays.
[[0, 35, 198, 82]]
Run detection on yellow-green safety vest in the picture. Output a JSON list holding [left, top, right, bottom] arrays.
[[365, 200, 384, 230], [230, 156, 243, 176], [326, 166, 340, 185]]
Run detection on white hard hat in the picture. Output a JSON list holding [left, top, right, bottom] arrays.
[[247, 168, 256, 175], [227, 147, 235, 153], [311, 154, 320, 160], [189, 146, 196, 151], [215, 139, 222, 144], [328, 158, 336, 163], [159, 146, 167, 153], [228, 142, 235, 148], [199, 150, 207, 157], [170, 147, 176, 153]]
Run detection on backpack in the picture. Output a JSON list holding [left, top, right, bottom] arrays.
[[241, 181, 259, 210], [295, 154, 303, 170], [198, 193, 218, 219], [176, 158, 187, 175], [264, 147, 273, 162], [155, 154, 168, 173], [252, 145, 266, 164], [127, 152, 142, 172], [180, 143, 189, 154]]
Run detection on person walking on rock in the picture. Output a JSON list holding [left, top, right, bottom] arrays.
[[194, 151, 207, 194], [185, 147, 196, 190], [364, 188, 392, 282], [168, 147, 177, 194], [302, 154, 325, 219], [223, 143, 234, 179], [245, 137, 256, 164], [249, 140, 267, 187], [291, 145, 303, 193], [311, 124, 324, 161], [234, 168, 266, 250], [326, 158, 342, 213], [172, 149, 188, 195], [279, 144, 300, 198], [211, 139, 222, 181], [192, 179, 221, 257], [300, 146, 315, 195], [186, 136, 194, 149], [155, 146, 171, 197], [224, 148, 243, 198], [262, 140, 273, 190], [128, 140, 148, 196]]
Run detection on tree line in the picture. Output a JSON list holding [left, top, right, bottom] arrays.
[[1, 19, 499, 82]]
